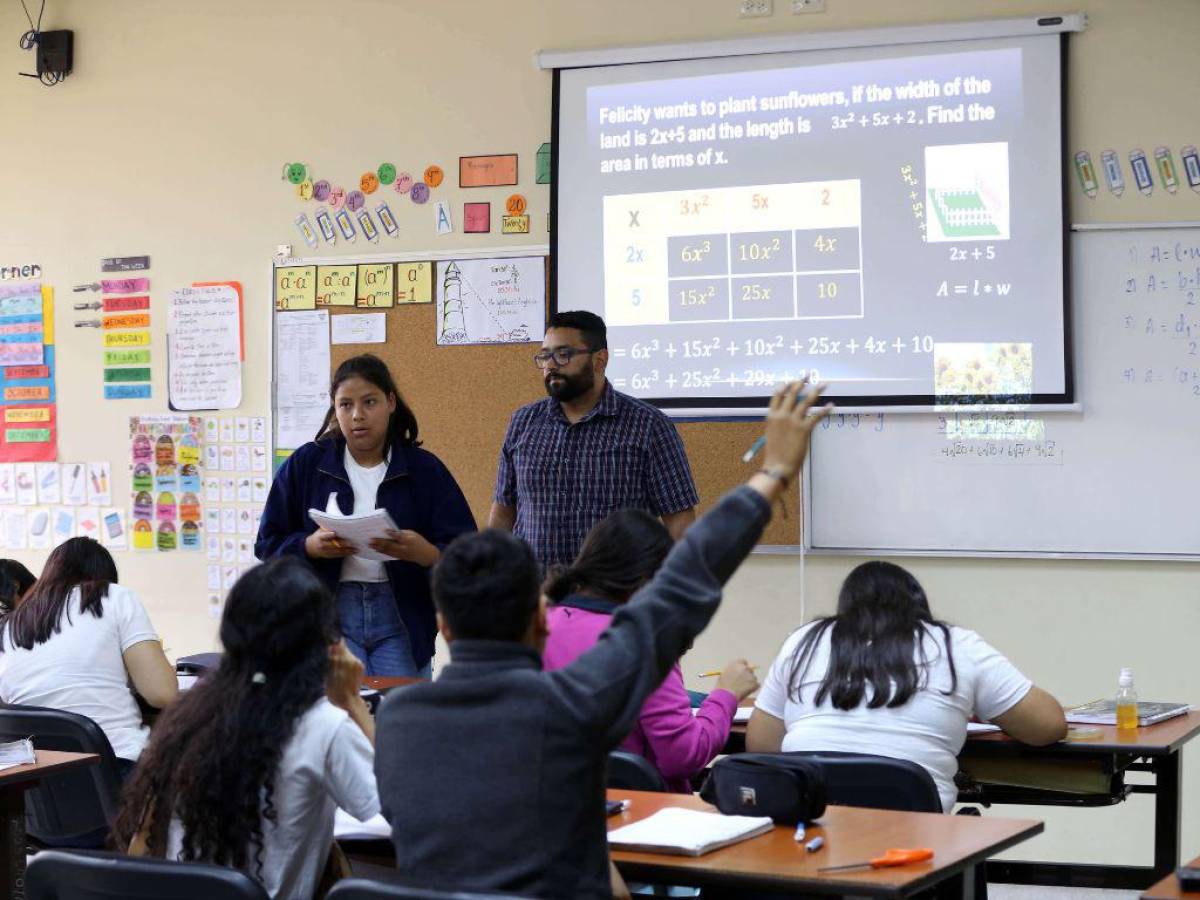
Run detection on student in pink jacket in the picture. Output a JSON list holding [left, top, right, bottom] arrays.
[[541, 508, 758, 793]]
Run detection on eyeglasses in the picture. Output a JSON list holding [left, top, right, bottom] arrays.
[[533, 348, 593, 368]]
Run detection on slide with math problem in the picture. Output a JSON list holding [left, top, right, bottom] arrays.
[[555, 32, 1069, 411]]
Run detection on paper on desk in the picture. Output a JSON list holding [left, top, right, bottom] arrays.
[[334, 808, 391, 841], [309, 504, 399, 562]]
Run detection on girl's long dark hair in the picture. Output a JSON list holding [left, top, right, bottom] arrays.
[[315, 353, 420, 450], [543, 508, 674, 604], [113, 557, 338, 874], [1, 538, 117, 651], [786, 561, 957, 710]]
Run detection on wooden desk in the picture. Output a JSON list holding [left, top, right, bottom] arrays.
[[959, 711, 1200, 891], [726, 710, 1200, 891], [607, 789, 1042, 898], [1142, 854, 1200, 899], [360, 676, 422, 692], [0, 751, 98, 900]]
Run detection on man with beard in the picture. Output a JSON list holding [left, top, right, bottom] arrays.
[[489, 311, 697, 570]]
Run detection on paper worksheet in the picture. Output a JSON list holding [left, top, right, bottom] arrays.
[[308, 505, 399, 562], [275, 310, 330, 448]]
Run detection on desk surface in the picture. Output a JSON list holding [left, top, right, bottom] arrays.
[[361, 676, 423, 691], [1142, 855, 1200, 899], [0, 750, 98, 789], [729, 710, 1200, 757], [961, 710, 1200, 757], [607, 789, 1042, 897]]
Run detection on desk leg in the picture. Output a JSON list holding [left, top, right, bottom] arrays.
[[0, 787, 25, 900], [1152, 750, 1181, 881]]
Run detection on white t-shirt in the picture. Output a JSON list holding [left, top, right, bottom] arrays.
[[755, 623, 1032, 811], [167, 698, 379, 900], [0, 583, 159, 760], [336, 447, 389, 583]]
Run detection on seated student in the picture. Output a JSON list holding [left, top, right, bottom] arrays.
[[0, 538, 176, 770], [0, 558, 36, 611], [374, 380, 830, 899], [541, 508, 758, 793], [114, 557, 379, 900], [746, 560, 1067, 811]]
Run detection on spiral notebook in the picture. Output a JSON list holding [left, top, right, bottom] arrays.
[[608, 808, 773, 857]]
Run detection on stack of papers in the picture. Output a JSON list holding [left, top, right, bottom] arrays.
[[608, 808, 773, 857], [333, 808, 391, 841], [308, 507, 399, 562], [0, 738, 35, 772]]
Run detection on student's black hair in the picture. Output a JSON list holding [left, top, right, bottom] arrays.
[[785, 561, 957, 710], [114, 556, 338, 875], [433, 530, 540, 642], [547, 310, 607, 351], [1, 538, 117, 651], [543, 509, 673, 605], [0, 559, 35, 612], [315, 353, 421, 449]]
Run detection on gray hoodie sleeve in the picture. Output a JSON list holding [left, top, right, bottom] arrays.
[[547, 486, 771, 748]]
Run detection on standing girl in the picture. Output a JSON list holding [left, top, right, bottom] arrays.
[[256, 354, 475, 676]]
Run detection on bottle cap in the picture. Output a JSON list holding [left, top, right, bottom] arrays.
[[1119, 667, 1133, 686]]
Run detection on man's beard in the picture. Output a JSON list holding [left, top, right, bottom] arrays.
[[544, 365, 595, 402]]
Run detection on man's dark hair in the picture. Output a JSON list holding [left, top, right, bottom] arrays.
[[433, 530, 540, 642], [547, 310, 607, 351]]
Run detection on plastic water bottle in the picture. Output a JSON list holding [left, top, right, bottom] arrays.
[[1116, 667, 1138, 731]]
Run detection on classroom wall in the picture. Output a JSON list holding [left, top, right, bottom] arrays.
[[2, 0, 1197, 868]]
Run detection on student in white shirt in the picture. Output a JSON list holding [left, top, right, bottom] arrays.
[[0, 538, 176, 770], [747, 561, 1066, 811], [115, 556, 379, 900]]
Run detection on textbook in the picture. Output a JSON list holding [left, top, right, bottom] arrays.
[[1064, 700, 1189, 727], [308, 507, 399, 562], [607, 808, 773, 857]]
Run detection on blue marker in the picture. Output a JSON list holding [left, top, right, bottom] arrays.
[[806, 836, 825, 853], [793, 824, 806, 842], [742, 435, 766, 463]]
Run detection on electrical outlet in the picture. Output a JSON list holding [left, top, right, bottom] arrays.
[[739, 0, 773, 18], [792, 0, 825, 12]]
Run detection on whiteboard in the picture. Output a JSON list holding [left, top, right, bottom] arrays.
[[808, 226, 1200, 558]]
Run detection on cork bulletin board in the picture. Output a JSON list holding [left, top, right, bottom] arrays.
[[275, 251, 798, 545]]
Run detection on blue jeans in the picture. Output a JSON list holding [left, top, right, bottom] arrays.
[[336, 581, 432, 678]]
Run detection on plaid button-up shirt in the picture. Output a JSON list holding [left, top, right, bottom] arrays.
[[494, 382, 699, 570]]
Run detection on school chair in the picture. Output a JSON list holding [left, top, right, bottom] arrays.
[[607, 750, 667, 792], [784, 751, 942, 812], [25, 849, 270, 900], [326, 878, 529, 899], [0, 704, 124, 848]]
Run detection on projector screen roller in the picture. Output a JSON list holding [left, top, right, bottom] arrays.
[[553, 33, 1070, 411]]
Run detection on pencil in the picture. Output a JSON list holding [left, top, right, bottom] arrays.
[[698, 666, 758, 677]]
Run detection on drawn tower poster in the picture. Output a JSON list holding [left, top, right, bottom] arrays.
[[440, 262, 467, 341]]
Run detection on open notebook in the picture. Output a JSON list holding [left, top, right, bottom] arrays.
[[608, 807, 773, 857]]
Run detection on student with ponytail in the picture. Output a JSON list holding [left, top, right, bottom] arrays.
[[114, 557, 379, 900], [256, 354, 475, 676], [541, 509, 757, 793]]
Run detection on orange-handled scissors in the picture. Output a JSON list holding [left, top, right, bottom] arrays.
[[819, 848, 934, 872]]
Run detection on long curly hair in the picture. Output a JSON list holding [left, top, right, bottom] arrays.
[[113, 556, 338, 873]]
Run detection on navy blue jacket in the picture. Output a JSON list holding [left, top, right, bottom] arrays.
[[254, 437, 476, 668]]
